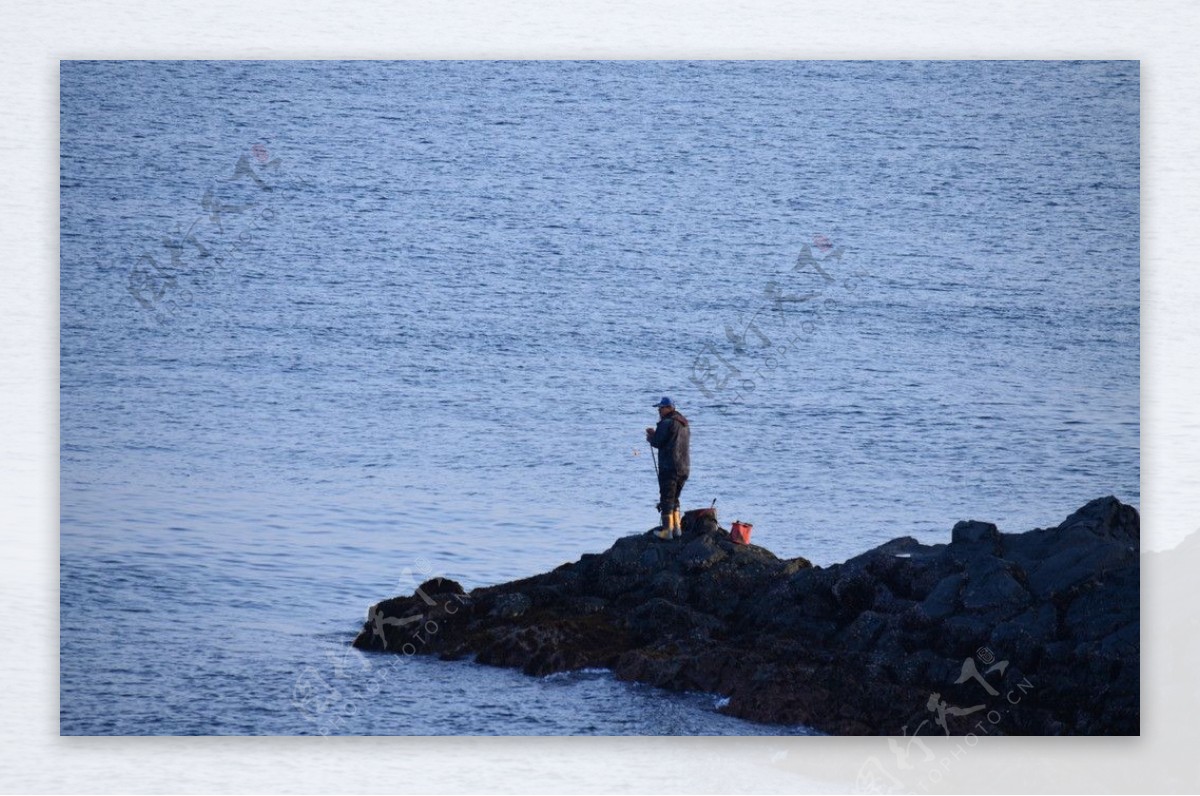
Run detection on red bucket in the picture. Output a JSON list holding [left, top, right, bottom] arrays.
[[731, 520, 753, 545]]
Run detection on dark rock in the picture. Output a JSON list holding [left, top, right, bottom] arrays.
[[639, 547, 667, 569], [932, 614, 993, 658], [952, 519, 1001, 546], [922, 572, 964, 619], [490, 592, 532, 619], [418, 577, 466, 595], [1022, 539, 1134, 600], [837, 610, 890, 652], [788, 565, 833, 600], [961, 559, 1030, 616], [831, 568, 875, 613], [781, 556, 812, 575], [870, 582, 909, 614], [570, 595, 609, 614], [646, 569, 690, 604], [1062, 567, 1139, 642], [527, 583, 570, 608], [352, 497, 1140, 735], [625, 597, 725, 643], [678, 535, 727, 572], [900, 548, 957, 601], [990, 602, 1058, 659], [1057, 495, 1139, 542]]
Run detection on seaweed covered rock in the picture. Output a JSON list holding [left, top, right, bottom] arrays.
[[352, 497, 1139, 735]]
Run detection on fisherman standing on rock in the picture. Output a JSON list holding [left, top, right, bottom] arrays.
[[646, 396, 690, 540]]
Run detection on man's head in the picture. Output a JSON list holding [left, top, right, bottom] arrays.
[[654, 396, 675, 417]]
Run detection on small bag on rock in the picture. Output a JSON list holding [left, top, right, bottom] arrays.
[[682, 506, 718, 534]]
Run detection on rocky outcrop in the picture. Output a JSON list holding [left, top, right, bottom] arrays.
[[352, 497, 1139, 735]]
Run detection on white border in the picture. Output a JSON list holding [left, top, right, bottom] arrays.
[[4, 0, 1195, 792]]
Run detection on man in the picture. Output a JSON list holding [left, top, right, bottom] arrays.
[[646, 396, 690, 540]]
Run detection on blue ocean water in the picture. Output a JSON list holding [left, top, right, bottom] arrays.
[[59, 60, 1139, 735]]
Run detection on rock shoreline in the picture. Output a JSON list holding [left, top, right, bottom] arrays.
[[353, 497, 1139, 735]]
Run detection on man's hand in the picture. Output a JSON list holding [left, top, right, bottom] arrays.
[[645, 427, 654, 440]]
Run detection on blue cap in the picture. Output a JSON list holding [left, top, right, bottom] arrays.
[[654, 396, 674, 408]]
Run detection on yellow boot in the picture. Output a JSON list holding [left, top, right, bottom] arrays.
[[655, 511, 673, 540], [671, 508, 682, 538]]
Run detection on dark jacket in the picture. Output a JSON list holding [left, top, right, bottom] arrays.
[[650, 409, 690, 475]]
